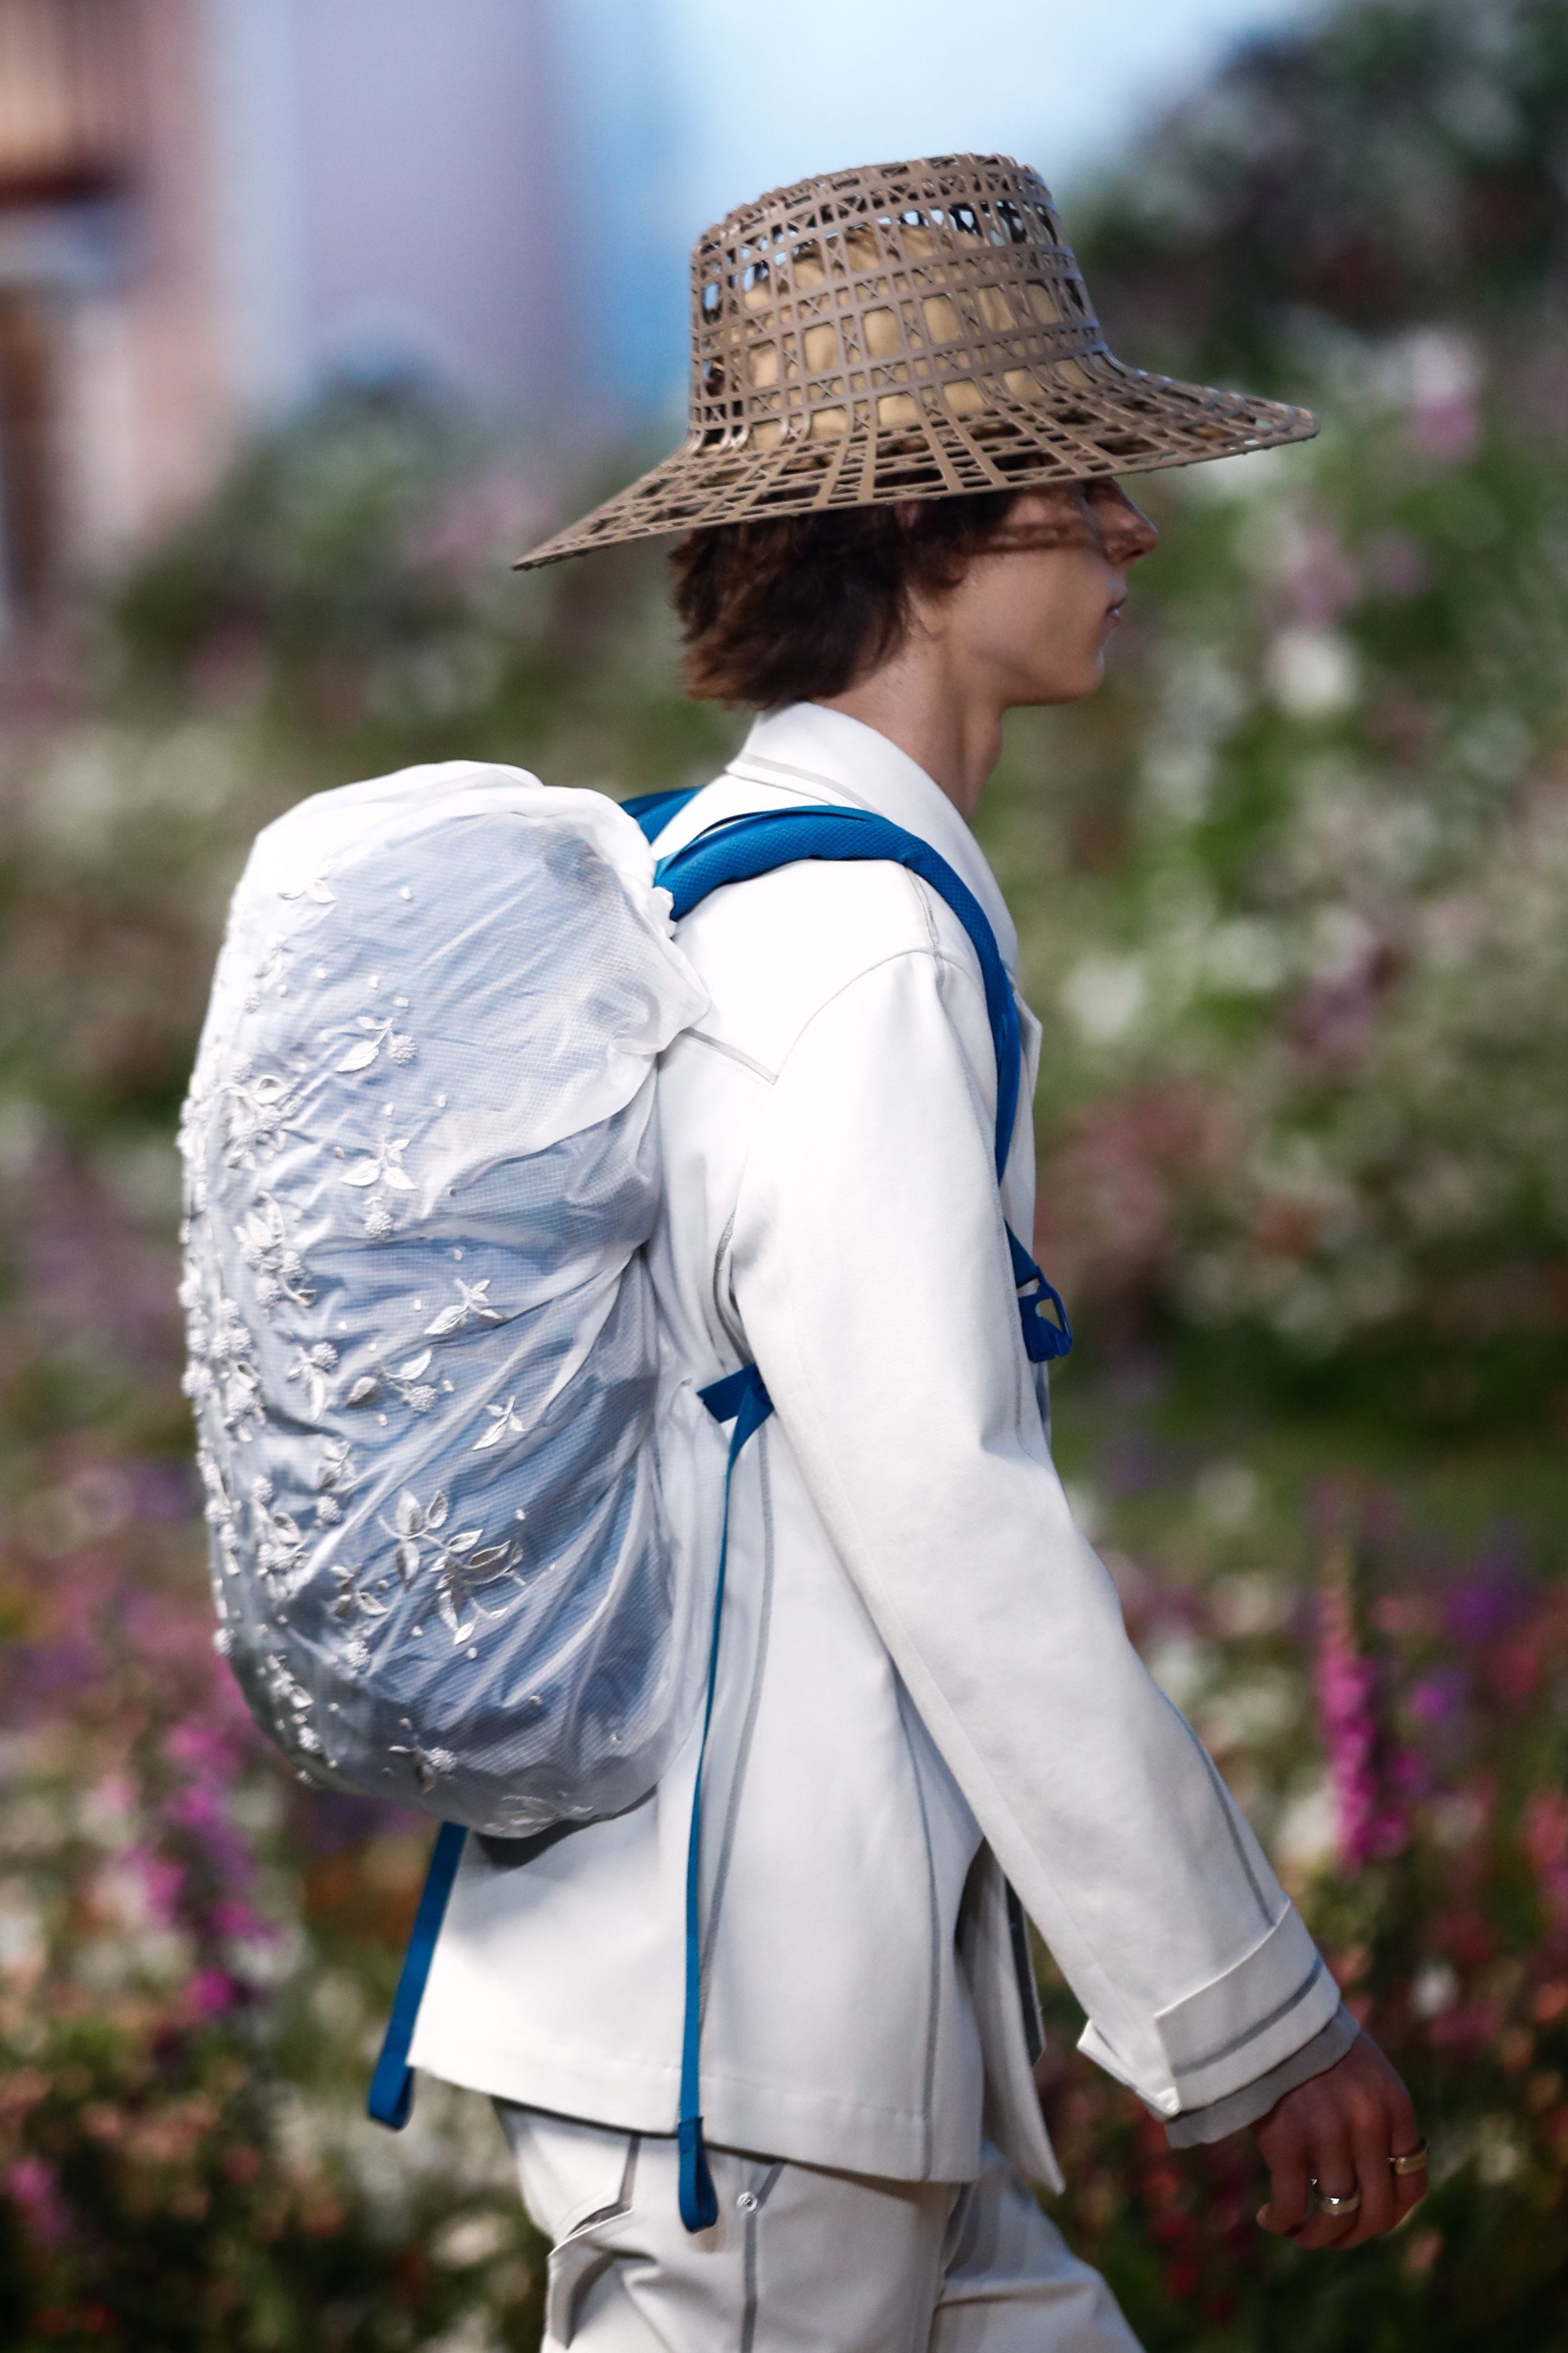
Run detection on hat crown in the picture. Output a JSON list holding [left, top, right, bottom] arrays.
[[689, 154, 1106, 451]]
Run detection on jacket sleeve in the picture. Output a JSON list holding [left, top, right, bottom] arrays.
[[727, 945, 1340, 2125]]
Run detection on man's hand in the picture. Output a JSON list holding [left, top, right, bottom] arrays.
[[1252, 2031, 1427, 2250]]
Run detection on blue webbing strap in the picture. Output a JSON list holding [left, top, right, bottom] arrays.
[[624, 786, 704, 841], [366, 1818, 469, 2129], [654, 807, 1071, 1364], [679, 1362, 775, 2231]]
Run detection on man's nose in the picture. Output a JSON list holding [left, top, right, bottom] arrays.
[[1096, 484, 1159, 566]]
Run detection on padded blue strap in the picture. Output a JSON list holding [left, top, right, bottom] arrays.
[[366, 1819, 468, 2129], [677, 1362, 774, 2231], [657, 807, 1022, 1178], [624, 787, 704, 843], [657, 807, 1071, 1364]]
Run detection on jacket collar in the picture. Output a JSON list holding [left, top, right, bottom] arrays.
[[726, 703, 1020, 978]]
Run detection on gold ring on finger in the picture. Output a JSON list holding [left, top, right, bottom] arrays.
[[1390, 2140, 1429, 2178], [1310, 2183, 1362, 2216]]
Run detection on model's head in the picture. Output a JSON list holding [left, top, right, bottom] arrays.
[[670, 479, 1157, 712]]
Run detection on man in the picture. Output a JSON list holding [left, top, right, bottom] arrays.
[[407, 155, 1427, 2349]]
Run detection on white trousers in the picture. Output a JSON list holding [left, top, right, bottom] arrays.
[[497, 2106, 1143, 2353]]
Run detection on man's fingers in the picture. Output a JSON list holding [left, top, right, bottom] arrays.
[[1254, 2130, 1311, 2236], [1260, 2125, 1359, 2247], [1343, 2100, 1399, 2242]]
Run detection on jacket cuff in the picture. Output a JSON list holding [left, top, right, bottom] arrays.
[[1151, 1905, 1341, 2114], [1163, 2001, 1360, 2145]]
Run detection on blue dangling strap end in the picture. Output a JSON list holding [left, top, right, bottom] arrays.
[[1008, 1228, 1073, 1363], [366, 1818, 468, 2129], [678, 1360, 774, 2231]]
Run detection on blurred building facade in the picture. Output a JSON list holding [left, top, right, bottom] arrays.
[[0, 0, 675, 629]]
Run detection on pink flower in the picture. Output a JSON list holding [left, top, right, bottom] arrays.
[[1314, 1551, 1407, 1872], [5, 2155, 71, 2246], [1523, 1792, 1568, 1950], [124, 1845, 187, 1927], [184, 1966, 242, 2020]]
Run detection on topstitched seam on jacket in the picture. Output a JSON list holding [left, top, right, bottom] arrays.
[[1170, 1954, 1328, 2078], [1172, 2004, 1357, 2138], [755, 946, 992, 1109], [1162, 1695, 1276, 1934], [700, 1420, 777, 1998], [739, 2160, 786, 2353], [711, 1207, 744, 1360], [897, 1679, 947, 2177]]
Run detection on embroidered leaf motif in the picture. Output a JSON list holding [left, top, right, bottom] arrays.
[[396, 1350, 432, 1380], [340, 1135, 414, 1192], [425, 1277, 505, 1336], [345, 1375, 380, 1406], [329, 1562, 390, 1621], [333, 1015, 417, 1076], [473, 1395, 526, 1450], [429, 1525, 523, 1645], [468, 1543, 515, 1573], [285, 1345, 335, 1418]]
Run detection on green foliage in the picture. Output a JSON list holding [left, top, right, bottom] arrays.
[[1077, 0, 1568, 381]]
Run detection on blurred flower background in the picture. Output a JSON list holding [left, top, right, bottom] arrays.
[[2, 0, 1568, 2346]]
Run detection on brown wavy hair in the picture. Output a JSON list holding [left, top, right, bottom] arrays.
[[669, 490, 1022, 709]]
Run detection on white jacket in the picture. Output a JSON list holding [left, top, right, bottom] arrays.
[[409, 703, 1341, 2183]]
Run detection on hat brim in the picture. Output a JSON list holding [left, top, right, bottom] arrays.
[[513, 350, 1318, 571]]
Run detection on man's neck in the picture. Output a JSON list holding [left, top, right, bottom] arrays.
[[816, 643, 1002, 825]]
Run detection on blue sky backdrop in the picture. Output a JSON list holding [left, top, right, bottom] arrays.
[[663, 0, 1316, 224], [562, 0, 1319, 411]]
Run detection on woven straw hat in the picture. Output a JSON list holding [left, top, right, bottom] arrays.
[[515, 152, 1316, 570]]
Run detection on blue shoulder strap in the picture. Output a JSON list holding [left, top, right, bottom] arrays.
[[624, 786, 704, 839], [650, 799, 1071, 2232]]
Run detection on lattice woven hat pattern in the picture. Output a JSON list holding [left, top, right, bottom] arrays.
[[514, 153, 1318, 570]]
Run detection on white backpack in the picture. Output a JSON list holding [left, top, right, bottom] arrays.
[[178, 762, 710, 1838]]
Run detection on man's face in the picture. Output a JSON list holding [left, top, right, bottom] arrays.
[[925, 480, 1159, 709]]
